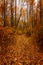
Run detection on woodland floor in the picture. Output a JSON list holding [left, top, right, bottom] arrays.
[[0, 27, 43, 65]]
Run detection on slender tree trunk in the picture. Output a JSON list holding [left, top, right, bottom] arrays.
[[4, 0, 7, 26], [2, 0, 4, 26], [26, 2, 29, 30], [15, 0, 17, 28], [40, 0, 41, 23], [27, 2, 28, 22], [40, 0, 43, 23], [41, 0, 43, 23], [4, 0, 6, 26], [11, 0, 14, 26]]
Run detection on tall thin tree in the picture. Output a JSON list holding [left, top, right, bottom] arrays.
[[11, 0, 14, 26], [3, 0, 7, 26], [40, 0, 43, 23], [15, 0, 17, 28]]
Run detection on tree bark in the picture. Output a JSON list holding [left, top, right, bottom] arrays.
[[3, 0, 7, 26], [11, 0, 14, 26]]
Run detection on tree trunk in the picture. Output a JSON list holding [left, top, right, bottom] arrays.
[[4, 0, 6, 26], [11, 0, 14, 26], [15, 0, 17, 28], [40, 0, 43, 23]]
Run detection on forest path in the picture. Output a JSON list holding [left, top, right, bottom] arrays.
[[0, 27, 43, 64], [6, 34, 43, 65]]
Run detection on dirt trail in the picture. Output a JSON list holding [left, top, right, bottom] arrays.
[[0, 28, 43, 65], [6, 35, 43, 64]]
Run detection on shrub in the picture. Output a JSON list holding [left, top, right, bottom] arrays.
[[0, 27, 16, 48]]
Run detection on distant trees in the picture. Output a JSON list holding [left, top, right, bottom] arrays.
[[0, 0, 43, 32], [0, 0, 6, 26]]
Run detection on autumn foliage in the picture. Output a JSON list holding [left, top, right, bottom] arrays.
[[0, 0, 43, 64]]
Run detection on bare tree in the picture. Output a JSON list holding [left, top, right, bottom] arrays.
[[15, 0, 17, 28], [11, 0, 14, 26], [3, 0, 6, 26], [40, 0, 43, 23]]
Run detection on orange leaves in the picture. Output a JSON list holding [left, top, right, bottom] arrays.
[[12, 6, 19, 12], [0, 18, 3, 21], [28, 16, 33, 23], [21, 8, 26, 16], [26, 0, 34, 5], [22, 8, 26, 12]]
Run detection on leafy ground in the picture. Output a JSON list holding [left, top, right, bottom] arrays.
[[0, 27, 43, 65]]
